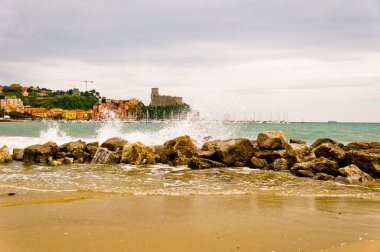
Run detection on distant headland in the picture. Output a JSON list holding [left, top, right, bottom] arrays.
[[0, 84, 190, 121]]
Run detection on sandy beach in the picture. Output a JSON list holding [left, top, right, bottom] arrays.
[[1, 192, 380, 252]]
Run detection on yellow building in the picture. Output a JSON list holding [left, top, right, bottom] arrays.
[[76, 110, 88, 120], [63, 110, 77, 120], [34, 108, 47, 118]]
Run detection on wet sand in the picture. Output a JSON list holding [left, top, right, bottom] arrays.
[[0, 193, 380, 252]]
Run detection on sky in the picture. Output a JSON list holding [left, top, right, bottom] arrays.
[[0, 0, 380, 122]]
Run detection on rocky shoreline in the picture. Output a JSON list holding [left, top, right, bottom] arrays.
[[0, 131, 379, 184]]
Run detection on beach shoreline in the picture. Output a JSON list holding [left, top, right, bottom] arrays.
[[1, 193, 380, 252]]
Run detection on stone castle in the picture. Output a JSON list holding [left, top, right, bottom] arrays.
[[150, 88, 183, 106]]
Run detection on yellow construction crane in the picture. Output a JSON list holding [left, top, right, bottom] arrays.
[[66, 80, 94, 92]]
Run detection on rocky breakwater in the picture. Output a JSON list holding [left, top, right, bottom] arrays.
[[2, 131, 379, 184]]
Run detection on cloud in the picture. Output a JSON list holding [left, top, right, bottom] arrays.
[[0, 0, 379, 121]]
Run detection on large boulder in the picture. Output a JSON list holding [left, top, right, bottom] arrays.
[[0, 146, 12, 163], [23, 144, 52, 164], [290, 157, 339, 177], [311, 138, 343, 149], [249, 157, 268, 169], [43, 142, 59, 158], [285, 142, 315, 163], [12, 148, 24, 161], [91, 147, 120, 164], [160, 136, 197, 166], [120, 142, 155, 165], [314, 142, 346, 162], [100, 137, 128, 151], [342, 141, 380, 177], [335, 164, 373, 184], [199, 140, 223, 161], [345, 150, 380, 178], [59, 140, 86, 153], [216, 138, 256, 166], [188, 157, 227, 169], [257, 131, 287, 150]]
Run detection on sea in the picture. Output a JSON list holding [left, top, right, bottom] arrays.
[[0, 120, 379, 199]]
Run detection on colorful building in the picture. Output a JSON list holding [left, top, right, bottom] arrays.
[[63, 110, 77, 120]]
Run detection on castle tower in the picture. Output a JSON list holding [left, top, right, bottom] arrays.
[[151, 88, 159, 105]]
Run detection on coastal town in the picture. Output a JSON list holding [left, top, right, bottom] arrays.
[[0, 84, 190, 121]]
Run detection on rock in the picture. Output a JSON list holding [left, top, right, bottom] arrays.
[[290, 139, 307, 144], [249, 157, 268, 169], [290, 157, 339, 176], [0, 146, 12, 163], [255, 149, 288, 163], [269, 158, 289, 171], [152, 145, 163, 163], [188, 157, 227, 169], [314, 143, 346, 162], [120, 142, 155, 165], [295, 170, 314, 178], [257, 131, 287, 150], [85, 142, 99, 156], [48, 157, 63, 166], [59, 140, 86, 153], [313, 173, 335, 181], [337, 164, 373, 183], [23, 144, 52, 164], [72, 149, 91, 161], [311, 138, 344, 149], [100, 137, 128, 151], [345, 150, 380, 178], [91, 147, 120, 164], [216, 138, 256, 166], [43, 142, 59, 158], [160, 136, 197, 166], [12, 148, 24, 161], [285, 143, 315, 163], [63, 157, 74, 165], [344, 142, 380, 152], [199, 140, 223, 161]]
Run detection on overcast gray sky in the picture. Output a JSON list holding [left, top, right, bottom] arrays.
[[1, 0, 380, 122]]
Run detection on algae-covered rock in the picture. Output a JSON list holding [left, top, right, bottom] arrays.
[[188, 157, 227, 169], [257, 131, 287, 150], [100, 137, 128, 151], [120, 142, 155, 165], [160, 135, 197, 166], [0, 146, 12, 163]]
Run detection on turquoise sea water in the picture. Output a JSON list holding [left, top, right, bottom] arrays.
[[0, 121, 379, 198], [0, 121, 379, 149]]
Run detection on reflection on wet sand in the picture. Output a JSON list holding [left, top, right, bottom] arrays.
[[0, 193, 379, 252]]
